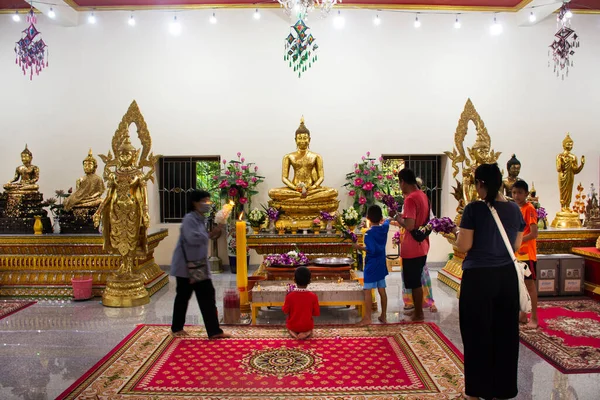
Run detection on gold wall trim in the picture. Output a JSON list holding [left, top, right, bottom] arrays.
[[57, 0, 535, 13]]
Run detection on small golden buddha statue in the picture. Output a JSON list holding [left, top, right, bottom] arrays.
[[4, 145, 39, 193], [502, 154, 522, 197], [63, 149, 105, 211], [268, 117, 339, 228], [551, 133, 585, 228]]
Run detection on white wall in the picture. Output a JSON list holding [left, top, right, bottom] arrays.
[[1, 10, 599, 265]]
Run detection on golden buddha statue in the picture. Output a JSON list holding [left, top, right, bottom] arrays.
[[502, 154, 521, 197], [551, 133, 585, 228], [268, 117, 339, 228], [63, 149, 105, 211], [94, 100, 160, 307], [4, 145, 39, 193]]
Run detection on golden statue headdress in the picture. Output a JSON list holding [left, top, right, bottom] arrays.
[[84, 148, 97, 164], [563, 133, 573, 146], [295, 116, 310, 136], [118, 137, 136, 152], [21, 144, 32, 157]]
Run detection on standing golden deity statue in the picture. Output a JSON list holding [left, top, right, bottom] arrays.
[[446, 99, 501, 215], [94, 100, 160, 307], [502, 154, 521, 197], [63, 149, 105, 211], [4, 145, 39, 193], [551, 133, 585, 228], [268, 117, 338, 229]]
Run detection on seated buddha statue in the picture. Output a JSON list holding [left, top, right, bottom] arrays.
[[4, 145, 40, 194], [268, 117, 339, 228], [502, 154, 522, 198], [63, 149, 105, 211]]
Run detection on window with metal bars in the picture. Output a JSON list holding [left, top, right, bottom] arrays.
[[158, 156, 220, 223], [382, 155, 442, 217]]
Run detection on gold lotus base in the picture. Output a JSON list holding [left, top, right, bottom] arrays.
[[102, 273, 150, 307], [0, 230, 168, 299], [551, 211, 582, 229], [268, 199, 339, 229]]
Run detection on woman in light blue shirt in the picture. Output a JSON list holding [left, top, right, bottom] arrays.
[[171, 190, 230, 339]]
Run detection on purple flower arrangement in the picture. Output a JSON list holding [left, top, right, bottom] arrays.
[[266, 206, 281, 222], [340, 229, 358, 243], [392, 231, 402, 246], [420, 217, 456, 234], [264, 251, 310, 267], [537, 207, 548, 220], [319, 211, 335, 221], [381, 194, 400, 214]]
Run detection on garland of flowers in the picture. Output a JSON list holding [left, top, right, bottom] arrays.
[[264, 250, 310, 267], [344, 152, 397, 215]]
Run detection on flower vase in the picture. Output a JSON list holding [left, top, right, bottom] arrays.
[[348, 225, 356, 233], [252, 226, 260, 235], [326, 221, 333, 234], [269, 220, 276, 233], [313, 227, 320, 234], [278, 229, 285, 235], [53, 218, 61, 234]]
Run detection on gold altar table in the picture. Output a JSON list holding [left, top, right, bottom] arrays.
[[0, 229, 169, 298], [438, 228, 600, 293], [247, 232, 362, 259], [250, 281, 365, 325]]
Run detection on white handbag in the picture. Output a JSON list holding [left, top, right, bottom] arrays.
[[488, 205, 533, 313]]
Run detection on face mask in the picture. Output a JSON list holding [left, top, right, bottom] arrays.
[[198, 203, 211, 214]]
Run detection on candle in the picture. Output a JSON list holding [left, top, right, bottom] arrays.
[[236, 212, 249, 312]]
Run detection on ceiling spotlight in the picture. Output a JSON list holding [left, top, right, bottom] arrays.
[[12, 11, 20, 22], [454, 16, 461, 29], [529, 11, 536, 23], [169, 15, 181, 36], [490, 16, 503, 35], [209, 12, 217, 24], [414, 14, 421, 28], [48, 8, 56, 19], [128, 14, 136, 26], [253, 8, 261, 20], [373, 14, 381, 26], [333, 10, 345, 29], [88, 12, 96, 24]]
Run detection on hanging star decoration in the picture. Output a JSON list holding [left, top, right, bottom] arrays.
[[15, 8, 49, 80], [549, 3, 579, 80], [284, 19, 318, 78]]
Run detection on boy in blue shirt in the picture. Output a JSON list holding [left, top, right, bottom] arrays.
[[353, 205, 390, 325]]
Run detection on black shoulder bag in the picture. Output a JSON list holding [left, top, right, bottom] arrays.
[[180, 235, 210, 282]]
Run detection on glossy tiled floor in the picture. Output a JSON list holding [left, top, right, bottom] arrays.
[[0, 266, 598, 399]]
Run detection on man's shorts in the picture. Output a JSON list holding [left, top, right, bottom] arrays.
[[364, 279, 387, 289], [402, 255, 427, 289], [524, 260, 537, 281]]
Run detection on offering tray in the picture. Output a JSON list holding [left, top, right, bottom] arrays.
[[311, 257, 354, 266]]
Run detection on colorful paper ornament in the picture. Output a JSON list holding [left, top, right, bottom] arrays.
[[284, 19, 318, 78], [14, 9, 49, 81], [549, 3, 579, 80]]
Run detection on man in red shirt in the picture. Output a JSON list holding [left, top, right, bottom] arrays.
[[283, 267, 320, 339], [393, 169, 430, 321]]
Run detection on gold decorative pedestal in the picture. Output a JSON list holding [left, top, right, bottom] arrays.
[[102, 273, 150, 307], [247, 232, 362, 259], [551, 211, 582, 229], [0, 229, 168, 298]]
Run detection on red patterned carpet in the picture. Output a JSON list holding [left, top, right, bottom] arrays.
[[520, 299, 600, 374], [0, 300, 35, 320], [58, 323, 464, 399]]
